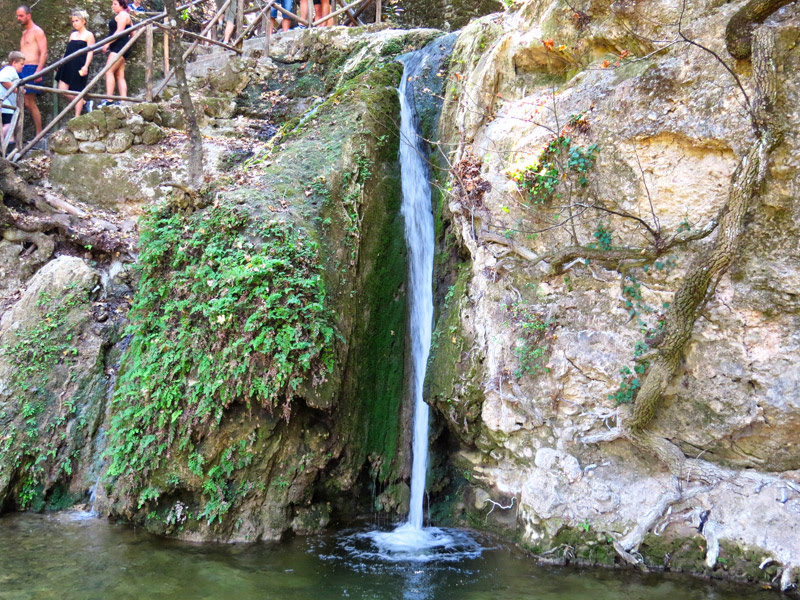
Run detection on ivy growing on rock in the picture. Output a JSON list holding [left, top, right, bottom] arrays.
[[0, 286, 90, 509], [105, 202, 336, 517]]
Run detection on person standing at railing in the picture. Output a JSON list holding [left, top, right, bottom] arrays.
[[56, 10, 96, 118], [16, 5, 47, 136], [0, 51, 25, 144], [270, 0, 293, 34], [214, 0, 236, 44], [298, 0, 331, 28], [100, 0, 133, 106]]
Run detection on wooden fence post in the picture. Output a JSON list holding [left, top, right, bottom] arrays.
[[145, 23, 154, 101], [14, 90, 24, 153], [265, 11, 271, 55], [236, 0, 244, 47], [375, 0, 380, 23], [163, 16, 170, 75]]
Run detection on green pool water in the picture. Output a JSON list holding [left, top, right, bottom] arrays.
[[0, 511, 769, 600]]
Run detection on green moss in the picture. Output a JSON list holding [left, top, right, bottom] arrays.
[[347, 179, 406, 481], [104, 202, 335, 524], [0, 285, 93, 510], [426, 265, 483, 442], [546, 524, 617, 566], [640, 534, 708, 572]]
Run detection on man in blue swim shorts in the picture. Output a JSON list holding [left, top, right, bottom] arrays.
[[16, 5, 47, 135], [270, 0, 293, 33]]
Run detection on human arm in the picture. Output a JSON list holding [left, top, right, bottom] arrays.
[[0, 68, 18, 108], [80, 33, 96, 76], [34, 28, 47, 82], [114, 11, 129, 35]]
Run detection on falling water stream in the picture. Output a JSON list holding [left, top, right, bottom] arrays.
[[357, 49, 480, 560]]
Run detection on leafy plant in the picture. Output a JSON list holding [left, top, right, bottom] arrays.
[[512, 135, 600, 205], [104, 201, 336, 524]]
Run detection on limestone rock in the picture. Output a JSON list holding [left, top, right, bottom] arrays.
[[133, 102, 159, 122], [48, 128, 78, 155], [141, 122, 165, 145], [67, 110, 107, 141], [197, 96, 236, 119], [158, 107, 185, 130], [291, 503, 331, 535], [124, 113, 146, 135], [207, 56, 251, 94], [100, 104, 127, 122], [78, 140, 106, 153], [426, 0, 800, 584], [0, 256, 97, 338], [0, 256, 109, 510], [49, 152, 168, 215], [105, 130, 134, 154]]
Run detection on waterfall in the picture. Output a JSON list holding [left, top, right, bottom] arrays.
[[359, 39, 480, 559], [398, 51, 434, 531]]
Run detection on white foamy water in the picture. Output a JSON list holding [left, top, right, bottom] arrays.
[[398, 51, 435, 532], [361, 50, 479, 561]]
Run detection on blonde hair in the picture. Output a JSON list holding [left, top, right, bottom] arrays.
[[7, 51, 25, 64], [71, 9, 89, 22]]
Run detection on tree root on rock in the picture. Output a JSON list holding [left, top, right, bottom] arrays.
[[725, 0, 796, 59], [0, 157, 135, 264]]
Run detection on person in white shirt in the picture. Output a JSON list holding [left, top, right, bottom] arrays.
[[0, 51, 26, 143]]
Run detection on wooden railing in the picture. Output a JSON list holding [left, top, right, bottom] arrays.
[[1, 0, 382, 162]]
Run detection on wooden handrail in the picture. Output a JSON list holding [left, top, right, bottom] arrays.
[[199, 0, 232, 39], [10, 28, 144, 161], [4, 0, 386, 162], [16, 0, 206, 92], [152, 19, 240, 53], [312, 0, 371, 27], [232, 0, 274, 47], [350, 0, 374, 22], [25, 84, 143, 103]]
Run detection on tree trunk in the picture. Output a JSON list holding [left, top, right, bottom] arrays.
[[628, 27, 782, 432], [165, 0, 204, 185], [725, 0, 794, 59]]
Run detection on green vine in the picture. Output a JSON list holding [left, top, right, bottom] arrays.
[[104, 202, 336, 522]]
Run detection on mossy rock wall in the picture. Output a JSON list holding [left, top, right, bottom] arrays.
[[96, 30, 435, 541], [0, 257, 119, 512]]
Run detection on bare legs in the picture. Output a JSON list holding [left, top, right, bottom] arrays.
[[104, 53, 126, 100], [22, 93, 42, 135], [300, 0, 330, 26], [57, 80, 84, 117], [223, 20, 234, 44]]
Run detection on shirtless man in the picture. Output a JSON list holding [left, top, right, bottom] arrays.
[[16, 5, 47, 135]]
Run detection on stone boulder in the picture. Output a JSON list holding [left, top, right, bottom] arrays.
[[208, 56, 252, 94], [141, 122, 165, 145], [0, 256, 109, 511], [158, 107, 185, 130], [48, 128, 78, 155], [197, 96, 236, 119], [78, 140, 106, 154], [105, 130, 134, 154], [133, 102, 160, 122], [67, 110, 107, 141]]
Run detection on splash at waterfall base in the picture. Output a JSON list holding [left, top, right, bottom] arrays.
[[0, 26, 444, 542]]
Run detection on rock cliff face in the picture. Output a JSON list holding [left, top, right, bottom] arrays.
[[428, 0, 800, 589], [0, 26, 440, 541]]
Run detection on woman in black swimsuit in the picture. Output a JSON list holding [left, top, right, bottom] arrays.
[[56, 10, 95, 117], [102, 0, 133, 103]]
